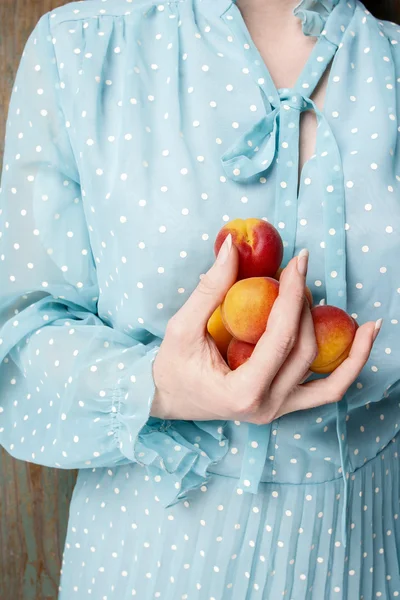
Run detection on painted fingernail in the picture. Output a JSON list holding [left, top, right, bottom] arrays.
[[216, 233, 232, 265], [373, 318, 383, 341], [297, 248, 309, 276]]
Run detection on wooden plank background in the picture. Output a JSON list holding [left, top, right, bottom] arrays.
[[0, 2, 77, 599]]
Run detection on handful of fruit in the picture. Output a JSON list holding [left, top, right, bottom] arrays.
[[207, 218, 357, 374]]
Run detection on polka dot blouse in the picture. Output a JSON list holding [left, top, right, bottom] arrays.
[[1, 0, 400, 597]]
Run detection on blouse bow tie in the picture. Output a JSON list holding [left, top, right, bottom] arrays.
[[217, 0, 357, 548], [221, 91, 316, 184]]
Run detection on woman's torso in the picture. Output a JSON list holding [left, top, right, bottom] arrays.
[[47, 0, 400, 487], [31, 1, 400, 597]]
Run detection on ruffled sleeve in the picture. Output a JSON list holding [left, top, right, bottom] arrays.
[[0, 11, 229, 508], [126, 418, 229, 507]]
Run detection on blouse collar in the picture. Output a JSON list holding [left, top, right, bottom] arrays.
[[293, 0, 341, 36]]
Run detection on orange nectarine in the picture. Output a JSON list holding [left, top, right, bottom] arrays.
[[207, 305, 233, 359], [221, 276, 279, 345], [310, 305, 358, 374]]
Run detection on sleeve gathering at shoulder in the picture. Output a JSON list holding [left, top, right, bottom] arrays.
[[0, 12, 229, 508]]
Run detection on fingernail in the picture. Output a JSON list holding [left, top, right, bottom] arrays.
[[216, 233, 232, 265], [297, 248, 309, 276], [373, 318, 383, 341]]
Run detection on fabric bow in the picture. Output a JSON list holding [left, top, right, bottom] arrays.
[[221, 92, 311, 182]]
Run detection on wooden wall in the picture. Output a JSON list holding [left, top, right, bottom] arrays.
[[0, 2, 77, 599]]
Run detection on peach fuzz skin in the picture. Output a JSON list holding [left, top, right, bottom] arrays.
[[214, 218, 283, 280], [310, 305, 358, 374], [227, 338, 255, 370], [221, 276, 280, 345], [207, 305, 233, 360]]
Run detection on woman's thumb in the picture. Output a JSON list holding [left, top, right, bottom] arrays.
[[173, 234, 239, 337]]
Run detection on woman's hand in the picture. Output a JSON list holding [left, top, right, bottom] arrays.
[[150, 234, 380, 423]]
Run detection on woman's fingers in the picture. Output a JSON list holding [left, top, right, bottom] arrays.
[[274, 320, 377, 417], [299, 370, 313, 384], [268, 298, 317, 398], [238, 249, 309, 391], [170, 233, 239, 341]]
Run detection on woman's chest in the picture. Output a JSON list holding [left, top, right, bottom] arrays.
[[62, 41, 400, 337], [77, 147, 397, 332]]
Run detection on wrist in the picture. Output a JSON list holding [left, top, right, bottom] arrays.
[[150, 386, 171, 420]]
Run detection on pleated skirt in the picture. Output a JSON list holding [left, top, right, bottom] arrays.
[[59, 432, 400, 600]]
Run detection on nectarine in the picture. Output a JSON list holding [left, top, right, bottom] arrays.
[[207, 305, 233, 359], [214, 218, 283, 280], [221, 276, 279, 345], [310, 305, 358, 374], [227, 338, 255, 370]]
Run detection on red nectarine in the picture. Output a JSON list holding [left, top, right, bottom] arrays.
[[227, 338, 255, 370], [214, 218, 283, 280]]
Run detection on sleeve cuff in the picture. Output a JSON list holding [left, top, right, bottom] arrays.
[[133, 419, 229, 508], [113, 344, 230, 507]]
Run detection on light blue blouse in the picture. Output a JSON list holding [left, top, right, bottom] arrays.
[[1, 0, 400, 597]]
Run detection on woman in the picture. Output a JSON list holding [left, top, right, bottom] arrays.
[[0, 0, 399, 597]]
